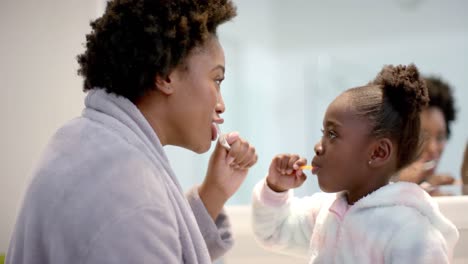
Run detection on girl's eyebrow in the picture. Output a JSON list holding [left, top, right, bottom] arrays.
[[324, 119, 342, 128]]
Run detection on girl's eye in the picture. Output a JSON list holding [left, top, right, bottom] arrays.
[[321, 129, 337, 139]]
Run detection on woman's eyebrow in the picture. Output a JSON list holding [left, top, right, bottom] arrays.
[[211, 65, 225, 74]]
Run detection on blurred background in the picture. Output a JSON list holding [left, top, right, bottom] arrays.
[[1, 0, 467, 257]]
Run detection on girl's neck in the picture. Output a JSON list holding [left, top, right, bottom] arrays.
[[345, 176, 390, 205]]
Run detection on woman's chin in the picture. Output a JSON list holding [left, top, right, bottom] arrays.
[[191, 140, 212, 154], [176, 138, 211, 154], [187, 145, 206, 154]]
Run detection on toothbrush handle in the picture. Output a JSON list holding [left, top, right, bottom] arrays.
[[215, 124, 231, 150]]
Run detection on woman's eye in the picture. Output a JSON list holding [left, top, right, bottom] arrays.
[[436, 133, 447, 143], [215, 78, 224, 86]]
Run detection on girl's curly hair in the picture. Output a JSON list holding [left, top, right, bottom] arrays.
[[348, 64, 429, 169], [77, 0, 236, 102]]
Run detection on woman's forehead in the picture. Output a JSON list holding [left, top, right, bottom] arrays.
[[184, 37, 225, 69]]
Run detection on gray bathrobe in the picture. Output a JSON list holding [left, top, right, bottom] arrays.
[[6, 89, 233, 263]]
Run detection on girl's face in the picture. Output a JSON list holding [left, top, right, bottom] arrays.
[[419, 107, 447, 173], [311, 94, 375, 193], [166, 37, 226, 153]]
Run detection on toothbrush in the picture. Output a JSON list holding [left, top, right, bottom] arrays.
[[422, 160, 436, 171], [300, 165, 314, 170], [215, 124, 231, 150]]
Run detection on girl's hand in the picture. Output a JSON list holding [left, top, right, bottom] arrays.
[[266, 154, 307, 192]]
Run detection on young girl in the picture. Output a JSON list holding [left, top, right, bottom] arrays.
[[252, 64, 459, 263]]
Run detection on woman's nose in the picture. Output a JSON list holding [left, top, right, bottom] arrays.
[[216, 93, 225, 114], [314, 140, 323, 156], [426, 139, 438, 156], [424, 136, 445, 159]]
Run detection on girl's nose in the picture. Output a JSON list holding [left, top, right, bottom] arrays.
[[314, 139, 323, 156]]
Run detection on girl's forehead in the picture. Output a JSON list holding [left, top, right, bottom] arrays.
[[325, 95, 355, 117], [324, 97, 371, 131]]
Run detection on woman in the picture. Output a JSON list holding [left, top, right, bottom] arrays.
[[6, 0, 257, 263], [461, 142, 468, 187], [398, 76, 457, 193]]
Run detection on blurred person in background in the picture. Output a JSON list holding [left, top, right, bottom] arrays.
[[398, 76, 457, 195]]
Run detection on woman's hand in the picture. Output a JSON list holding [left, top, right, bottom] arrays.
[[399, 160, 455, 186], [199, 132, 257, 219], [266, 154, 307, 192], [398, 159, 434, 184], [426, 174, 455, 186]]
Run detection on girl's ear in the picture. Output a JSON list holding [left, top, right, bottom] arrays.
[[154, 73, 174, 95], [368, 138, 393, 168]]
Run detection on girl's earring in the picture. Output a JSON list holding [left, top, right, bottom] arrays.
[[368, 160, 372, 165]]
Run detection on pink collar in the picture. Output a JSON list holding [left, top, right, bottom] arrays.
[[328, 193, 351, 221]]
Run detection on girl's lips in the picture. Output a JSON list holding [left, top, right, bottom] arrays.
[[311, 166, 320, 175], [311, 161, 320, 175]]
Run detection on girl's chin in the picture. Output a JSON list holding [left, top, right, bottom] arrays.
[[317, 178, 341, 193]]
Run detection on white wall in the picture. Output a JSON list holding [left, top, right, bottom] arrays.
[[0, 0, 99, 253], [1, 0, 467, 255]]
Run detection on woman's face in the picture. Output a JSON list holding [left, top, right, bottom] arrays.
[[311, 94, 374, 193], [419, 107, 447, 173], [168, 36, 226, 153]]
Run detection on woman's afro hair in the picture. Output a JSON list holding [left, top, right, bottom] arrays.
[[77, 0, 236, 102], [424, 76, 457, 138]]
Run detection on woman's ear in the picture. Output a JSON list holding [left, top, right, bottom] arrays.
[[155, 74, 174, 95], [368, 138, 393, 168]]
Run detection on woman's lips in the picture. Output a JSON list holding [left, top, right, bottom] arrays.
[[211, 123, 217, 141], [211, 117, 224, 141]]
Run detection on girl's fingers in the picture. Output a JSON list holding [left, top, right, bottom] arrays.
[[278, 155, 289, 173], [294, 158, 308, 170], [287, 154, 300, 174], [273, 154, 307, 175]]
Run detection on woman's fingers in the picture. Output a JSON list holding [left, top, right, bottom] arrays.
[[227, 137, 257, 169]]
